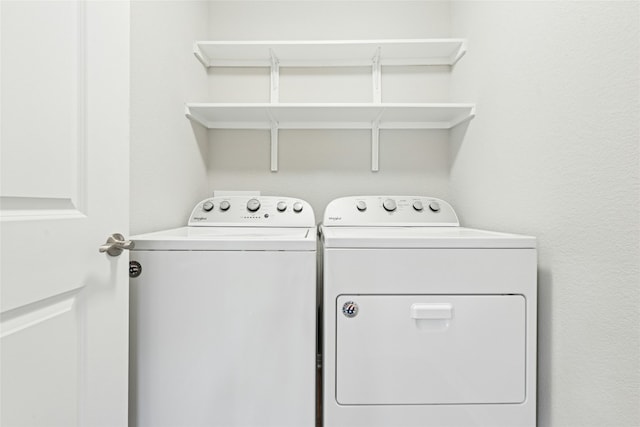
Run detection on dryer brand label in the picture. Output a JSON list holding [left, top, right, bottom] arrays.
[[342, 301, 359, 318]]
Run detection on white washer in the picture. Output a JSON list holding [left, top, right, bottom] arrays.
[[320, 196, 537, 427], [129, 195, 316, 427]]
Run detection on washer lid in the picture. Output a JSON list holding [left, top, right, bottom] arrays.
[[132, 226, 316, 251], [321, 226, 536, 249]]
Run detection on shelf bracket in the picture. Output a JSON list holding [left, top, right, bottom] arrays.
[[270, 121, 279, 172], [372, 47, 382, 104], [371, 120, 380, 172], [270, 49, 280, 104], [371, 108, 384, 172], [193, 42, 210, 68], [450, 40, 467, 66]]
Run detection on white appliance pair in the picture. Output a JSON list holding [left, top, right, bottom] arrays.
[[129, 194, 536, 427]]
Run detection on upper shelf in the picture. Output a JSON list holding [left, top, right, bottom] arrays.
[[194, 39, 467, 68], [185, 103, 475, 130]]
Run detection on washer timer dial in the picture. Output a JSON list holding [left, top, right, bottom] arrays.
[[246, 198, 261, 212]]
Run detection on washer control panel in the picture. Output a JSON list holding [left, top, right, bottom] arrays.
[[323, 196, 459, 227], [188, 196, 315, 227]]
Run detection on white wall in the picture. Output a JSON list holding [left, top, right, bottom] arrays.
[[130, 1, 210, 234], [450, 2, 640, 426], [205, 1, 455, 217]]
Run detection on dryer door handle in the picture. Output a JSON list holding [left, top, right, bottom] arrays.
[[410, 303, 452, 320]]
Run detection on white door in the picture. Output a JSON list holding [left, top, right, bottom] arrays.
[[1, 1, 130, 426]]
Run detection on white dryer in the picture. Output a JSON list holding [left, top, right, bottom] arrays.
[[320, 196, 537, 427], [129, 195, 316, 427]]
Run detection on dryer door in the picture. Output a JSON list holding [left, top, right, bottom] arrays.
[[335, 294, 526, 405]]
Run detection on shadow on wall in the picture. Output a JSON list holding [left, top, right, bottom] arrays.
[[203, 128, 451, 173], [537, 267, 553, 427], [448, 118, 472, 167], [190, 120, 209, 167]]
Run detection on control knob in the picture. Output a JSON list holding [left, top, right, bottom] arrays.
[[293, 202, 304, 213], [429, 201, 441, 212], [383, 198, 397, 212], [277, 201, 287, 212], [220, 200, 230, 211], [356, 201, 367, 212], [413, 200, 424, 211], [202, 201, 214, 212], [246, 198, 261, 212]]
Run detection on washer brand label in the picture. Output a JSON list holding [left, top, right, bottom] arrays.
[[328, 216, 342, 222], [342, 301, 359, 318], [129, 261, 142, 278], [192, 216, 207, 221]]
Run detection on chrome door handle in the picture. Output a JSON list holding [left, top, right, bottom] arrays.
[[99, 233, 134, 257]]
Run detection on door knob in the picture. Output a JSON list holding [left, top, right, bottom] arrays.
[[99, 233, 134, 257]]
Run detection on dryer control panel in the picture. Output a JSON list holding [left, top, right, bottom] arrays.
[[188, 196, 315, 227], [323, 196, 459, 227]]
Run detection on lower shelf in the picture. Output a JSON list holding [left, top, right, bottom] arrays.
[[185, 102, 476, 171], [185, 102, 475, 130]]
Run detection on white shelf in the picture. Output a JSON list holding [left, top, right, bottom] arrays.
[[185, 103, 475, 172], [194, 39, 467, 68], [185, 103, 475, 130], [189, 38, 473, 172]]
